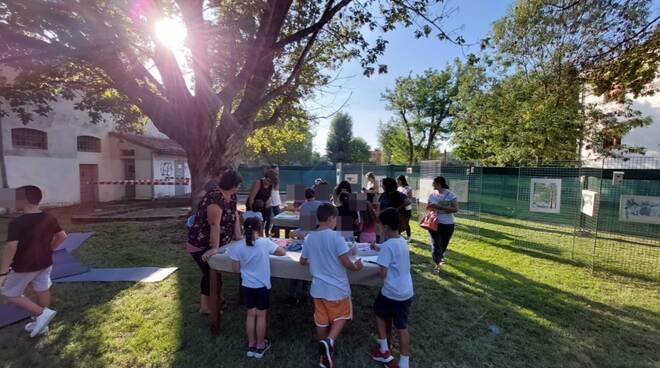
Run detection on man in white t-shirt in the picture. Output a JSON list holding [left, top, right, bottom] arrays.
[[300, 203, 363, 368], [369, 208, 414, 368]]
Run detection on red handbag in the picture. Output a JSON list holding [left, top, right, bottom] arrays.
[[420, 210, 438, 231]]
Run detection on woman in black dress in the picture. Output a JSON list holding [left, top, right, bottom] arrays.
[[379, 177, 412, 212], [187, 170, 243, 314], [247, 169, 278, 235]]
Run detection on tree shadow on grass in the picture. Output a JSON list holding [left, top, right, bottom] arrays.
[[412, 244, 660, 368], [478, 214, 576, 238], [0, 282, 135, 368], [460, 222, 660, 284]]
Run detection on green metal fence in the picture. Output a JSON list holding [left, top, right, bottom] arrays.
[[239, 159, 659, 280]]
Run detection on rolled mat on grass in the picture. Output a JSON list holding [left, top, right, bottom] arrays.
[[53, 267, 178, 283], [51, 249, 91, 280], [55, 232, 95, 253], [0, 304, 31, 328]]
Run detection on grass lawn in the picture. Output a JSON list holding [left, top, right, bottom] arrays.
[[0, 211, 658, 368]]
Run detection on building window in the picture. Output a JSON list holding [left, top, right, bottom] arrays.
[[77, 136, 102, 152], [11, 128, 48, 150], [120, 149, 135, 156]]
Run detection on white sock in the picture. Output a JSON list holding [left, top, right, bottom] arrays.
[[378, 338, 388, 353], [399, 355, 410, 368]]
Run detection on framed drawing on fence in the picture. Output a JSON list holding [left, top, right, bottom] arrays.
[[449, 180, 469, 203], [418, 178, 434, 204], [619, 195, 660, 225], [344, 174, 358, 184], [581, 190, 599, 217], [530, 178, 562, 214]]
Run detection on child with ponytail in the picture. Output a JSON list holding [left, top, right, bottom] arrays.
[[230, 217, 286, 359]]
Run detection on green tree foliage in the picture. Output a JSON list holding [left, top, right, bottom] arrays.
[[326, 112, 353, 163], [377, 120, 441, 164], [382, 66, 456, 164], [350, 137, 371, 163], [0, 1, 461, 194], [242, 110, 320, 165], [451, 0, 657, 164], [451, 61, 583, 165]]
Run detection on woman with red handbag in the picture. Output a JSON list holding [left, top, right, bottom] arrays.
[[426, 176, 459, 274]]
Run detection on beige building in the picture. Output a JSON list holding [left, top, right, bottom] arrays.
[[0, 98, 191, 207]]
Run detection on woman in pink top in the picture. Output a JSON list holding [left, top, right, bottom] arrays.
[[359, 203, 378, 243]]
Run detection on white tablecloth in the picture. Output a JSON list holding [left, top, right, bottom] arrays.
[[271, 212, 300, 228], [208, 240, 383, 287]]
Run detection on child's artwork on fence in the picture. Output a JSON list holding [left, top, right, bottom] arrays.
[[449, 180, 469, 203], [530, 178, 562, 214], [581, 190, 599, 217], [619, 195, 660, 225]]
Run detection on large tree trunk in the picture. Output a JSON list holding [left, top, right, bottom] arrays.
[[424, 128, 437, 160], [176, 112, 252, 208]]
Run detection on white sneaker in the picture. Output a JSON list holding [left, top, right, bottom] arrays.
[[30, 308, 56, 338], [24, 321, 49, 335]]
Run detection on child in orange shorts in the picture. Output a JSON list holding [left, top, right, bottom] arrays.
[[300, 203, 363, 368]]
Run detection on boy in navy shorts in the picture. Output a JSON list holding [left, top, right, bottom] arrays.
[[0, 186, 67, 337], [370, 208, 414, 368]]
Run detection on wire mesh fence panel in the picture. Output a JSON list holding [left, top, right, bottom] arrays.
[[590, 157, 660, 281], [512, 163, 583, 262], [419, 161, 482, 238], [237, 160, 659, 281]]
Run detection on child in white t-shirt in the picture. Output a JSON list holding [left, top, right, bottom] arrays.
[[369, 208, 414, 368], [230, 217, 286, 359], [300, 203, 363, 368]]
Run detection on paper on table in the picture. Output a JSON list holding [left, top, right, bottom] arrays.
[[355, 243, 379, 257], [361, 255, 380, 264]]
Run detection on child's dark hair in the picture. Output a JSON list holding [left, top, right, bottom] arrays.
[[243, 217, 261, 246], [219, 170, 243, 190], [251, 199, 264, 212], [361, 202, 377, 228], [305, 188, 315, 200], [317, 203, 338, 222], [17, 185, 42, 205], [382, 177, 397, 193], [335, 180, 352, 196], [264, 169, 279, 187], [378, 207, 401, 232], [396, 175, 409, 187], [433, 176, 449, 189]]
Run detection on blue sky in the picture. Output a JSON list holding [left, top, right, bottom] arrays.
[[307, 0, 515, 153]]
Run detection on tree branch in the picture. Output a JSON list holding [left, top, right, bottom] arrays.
[[253, 104, 286, 129], [177, 0, 216, 107], [232, 0, 294, 125], [273, 0, 353, 50], [258, 22, 323, 107]]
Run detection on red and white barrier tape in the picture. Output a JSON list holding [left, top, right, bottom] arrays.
[[83, 179, 191, 185]]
